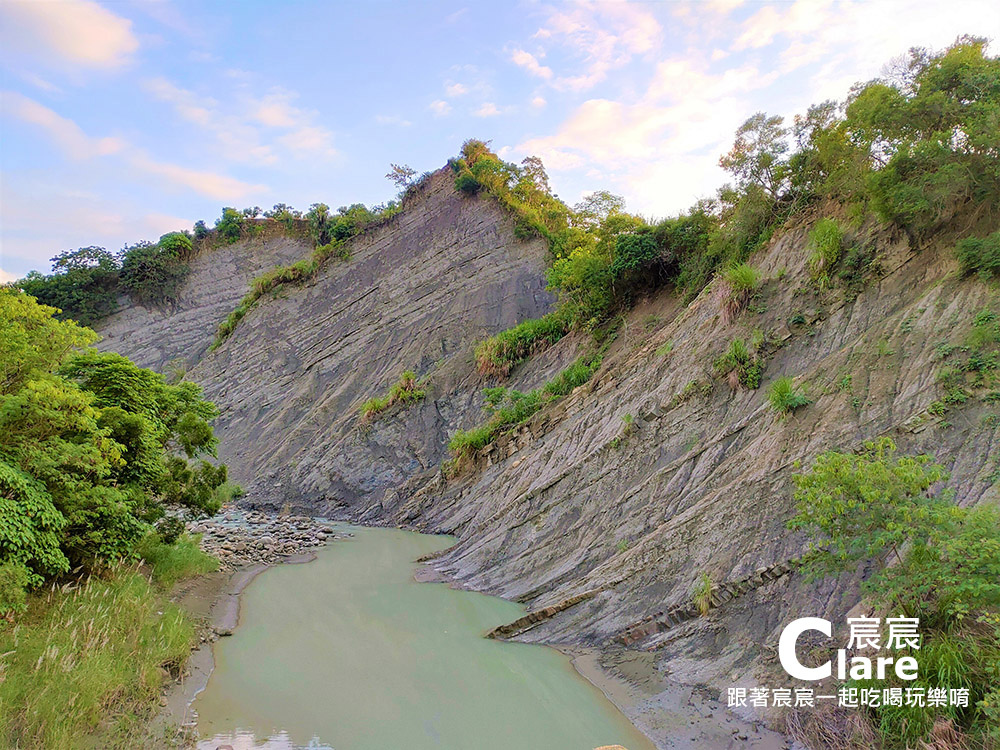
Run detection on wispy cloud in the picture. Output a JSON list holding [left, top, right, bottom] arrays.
[[3, 93, 265, 201], [474, 102, 501, 117], [2, 91, 124, 159], [143, 76, 338, 163], [529, 2, 662, 91], [510, 49, 553, 80], [0, 0, 138, 70], [429, 99, 452, 116]]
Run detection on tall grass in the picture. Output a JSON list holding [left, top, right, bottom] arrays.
[[360, 370, 426, 422], [474, 313, 569, 377], [0, 569, 197, 749], [718, 263, 760, 323], [135, 533, 218, 586]]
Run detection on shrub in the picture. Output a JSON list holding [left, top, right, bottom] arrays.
[[767, 376, 811, 413], [714, 338, 764, 389], [474, 314, 568, 377], [154, 516, 185, 545], [807, 217, 844, 288], [0, 562, 29, 620], [956, 230, 1000, 281], [360, 370, 426, 422], [135, 533, 217, 586], [718, 263, 761, 322], [119, 232, 192, 305], [214, 207, 245, 243], [789, 438, 1000, 747]]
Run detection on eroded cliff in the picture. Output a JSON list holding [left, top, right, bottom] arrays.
[[98, 170, 999, 746]]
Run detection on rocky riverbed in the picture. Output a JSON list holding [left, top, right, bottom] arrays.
[[186, 508, 342, 569]]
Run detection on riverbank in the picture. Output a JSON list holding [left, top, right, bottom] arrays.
[[561, 646, 795, 750], [164, 517, 791, 750], [154, 510, 343, 746]]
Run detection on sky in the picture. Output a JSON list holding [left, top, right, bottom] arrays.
[[1, 0, 998, 281]]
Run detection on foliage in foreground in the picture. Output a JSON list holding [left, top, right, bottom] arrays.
[[0, 290, 226, 613], [0, 568, 197, 749], [360, 370, 427, 422], [789, 438, 1000, 747]]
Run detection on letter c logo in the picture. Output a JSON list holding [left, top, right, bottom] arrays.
[[779, 617, 832, 681]]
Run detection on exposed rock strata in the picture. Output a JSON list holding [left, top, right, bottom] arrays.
[[99, 171, 1000, 742]]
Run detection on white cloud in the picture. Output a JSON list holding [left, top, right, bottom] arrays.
[[0, 0, 138, 69], [510, 48, 553, 80], [429, 99, 451, 116], [527, 2, 663, 90], [532, 96, 547, 108], [445, 82, 469, 96], [143, 77, 337, 163], [2, 91, 124, 159], [474, 102, 501, 117], [375, 114, 412, 127], [0, 268, 16, 284], [129, 152, 265, 200], [2, 92, 265, 201]]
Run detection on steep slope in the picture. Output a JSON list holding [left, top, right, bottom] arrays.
[[97, 225, 311, 373], [378, 209, 999, 739], [161, 169, 556, 508], [97, 171, 999, 744]]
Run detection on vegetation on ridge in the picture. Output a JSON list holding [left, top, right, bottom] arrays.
[[467, 36, 1000, 382]]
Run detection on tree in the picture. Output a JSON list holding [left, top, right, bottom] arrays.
[[18, 247, 120, 326], [573, 191, 626, 229], [0, 290, 226, 600], [719, 112, 790, 200], [119, 233, 192, 305], [386, 163, 417, 189]]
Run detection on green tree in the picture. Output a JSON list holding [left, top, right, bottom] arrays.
[[719, 112, 790, 200], [17, 247, 120, 326]]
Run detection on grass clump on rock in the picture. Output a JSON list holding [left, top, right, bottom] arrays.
[[768, 376, 811, 414], [360, 370, 426, 422], [718, 263, 760, 323], [806, 218, 844, 290], [474, 313, 569, 378]]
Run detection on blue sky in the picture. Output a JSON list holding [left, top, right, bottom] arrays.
[[2, 0, 998, 280]]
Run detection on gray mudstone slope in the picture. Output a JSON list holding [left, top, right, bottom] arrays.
[[380, 209, 999, 714], [102, 168, 556, 511], [100, 173, 1000, 742]]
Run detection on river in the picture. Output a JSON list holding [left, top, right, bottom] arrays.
[[193, 525, 655, 750]]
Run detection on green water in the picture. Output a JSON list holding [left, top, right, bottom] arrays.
[[193, 525, 654, 750]]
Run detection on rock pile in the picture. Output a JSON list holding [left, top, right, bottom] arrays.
[[187, 509, 341, 568]]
